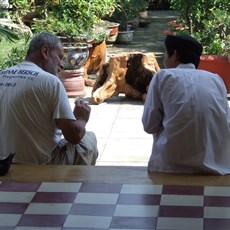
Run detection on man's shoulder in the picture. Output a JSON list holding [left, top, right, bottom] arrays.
[[155, 68, 176, 78]]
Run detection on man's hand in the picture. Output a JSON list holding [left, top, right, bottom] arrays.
[[56, 99, 91, 144], [73, 99, 91, 124]]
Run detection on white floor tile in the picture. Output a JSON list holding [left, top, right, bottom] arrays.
[[0, 192, 35, 203], [64, 215, 112, 228], [114, 204, 159, 217], [204, 207, 230, 218], [157, 217, 203, 230], [25, 203, 72, 215], [204, 186, 230, 196], [0, 214, 22, 226], [121, 184, 162, 194], [74, 192, 119, 204], [160, 194, 203, 206], [38, 182, 81, 192]]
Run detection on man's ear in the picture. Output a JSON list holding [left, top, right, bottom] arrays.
[[41, 45, 49, 60], [173, 50, 180, 61], [169, 50, 180, 67]]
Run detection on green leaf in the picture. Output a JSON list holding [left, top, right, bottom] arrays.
[[0, 26, 20, 42]]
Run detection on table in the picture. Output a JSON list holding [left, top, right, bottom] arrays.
[[1, 165, 230, 229]]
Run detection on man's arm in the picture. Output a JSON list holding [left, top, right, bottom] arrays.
[[142, 75, 163, 134], [55, 99, 90, 144]]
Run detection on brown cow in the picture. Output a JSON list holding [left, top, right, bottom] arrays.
[[91, 52, 160, 104]]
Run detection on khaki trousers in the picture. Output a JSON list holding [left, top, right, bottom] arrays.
[[50, 131, 98, 165]]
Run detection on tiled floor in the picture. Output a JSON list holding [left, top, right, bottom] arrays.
[[1, 180, 230, 229], [69, 87, 152, 166]]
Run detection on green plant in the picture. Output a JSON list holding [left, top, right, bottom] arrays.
[[108, 0, 141, 31], [133, 0, 148, 12], [9, 0, 31, 20], [169, 0, 230, 55], [0, 0, 28, 42], [31, 0, 117, 42], [0, 19, 20, 41], [0, 33, 31, 69]]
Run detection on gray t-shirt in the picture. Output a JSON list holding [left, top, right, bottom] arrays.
[[0, 61, 75, 164]]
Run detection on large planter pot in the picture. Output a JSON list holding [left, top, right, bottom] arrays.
[[62, 44, 91, 70], [59, 70, 86, 97], [198, 55, 230, 92], [58, 43, 91, 97], [116, 30, 134, 44]]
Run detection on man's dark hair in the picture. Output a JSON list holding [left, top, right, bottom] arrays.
[[165, 35, 203, 68], [166, 47, 201, 68]]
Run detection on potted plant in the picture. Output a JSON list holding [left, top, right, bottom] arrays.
[[31, 0, 116, 41], [168, 0, 230, 92], [31, 0, 115, 59], [130, 0, 149, 28], [107, 0, 139, 43], [134, 0, 149, 18], [29, 0, 116, 95]]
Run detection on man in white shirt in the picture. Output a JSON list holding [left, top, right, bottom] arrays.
[[142, 34, 230, 174], [0, 32, 98, 165]]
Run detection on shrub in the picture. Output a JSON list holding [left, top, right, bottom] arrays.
[[168, 0, 230, 55]]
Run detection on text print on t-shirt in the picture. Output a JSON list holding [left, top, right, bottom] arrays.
[[0, 68, 39, 88]]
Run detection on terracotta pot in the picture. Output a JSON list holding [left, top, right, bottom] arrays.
[[106, 22, 119, 44], [107, 23, 120, 36], [59, 70, 86, 97], [198, 55, 230, 92], [59, 43, 89, 97]]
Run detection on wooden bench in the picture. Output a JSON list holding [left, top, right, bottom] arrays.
[[1, 164, 230, 186]]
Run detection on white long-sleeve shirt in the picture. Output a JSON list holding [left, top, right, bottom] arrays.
[[142, 63, 230, 175]]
